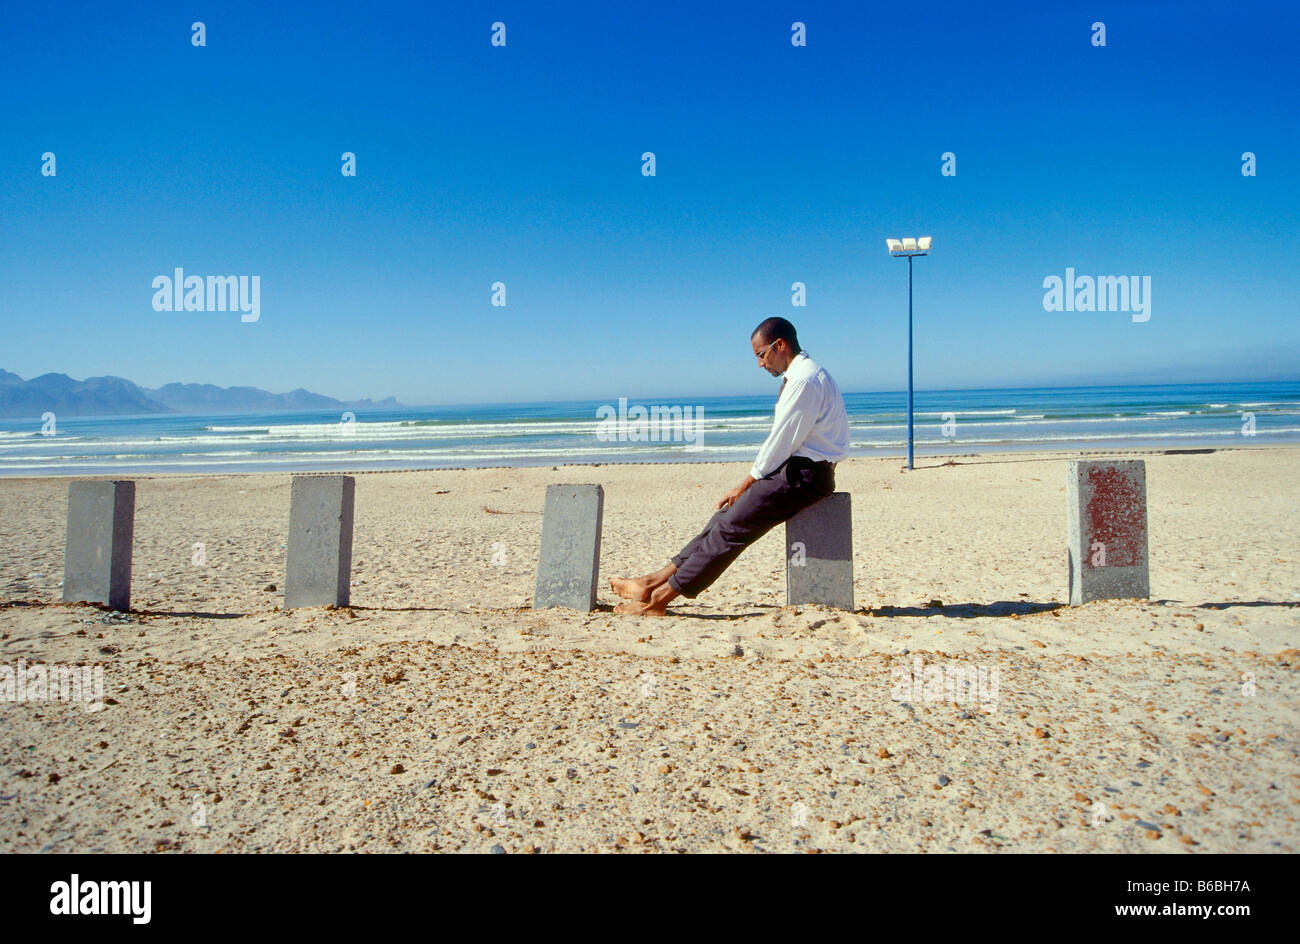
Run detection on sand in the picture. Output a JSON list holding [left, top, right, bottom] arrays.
[[0, 446, 1297, 853]]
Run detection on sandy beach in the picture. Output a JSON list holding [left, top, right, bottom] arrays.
[[1, 446, 1297, 853]]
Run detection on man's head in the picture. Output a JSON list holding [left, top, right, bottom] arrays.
[[751, 317, 802, 376]]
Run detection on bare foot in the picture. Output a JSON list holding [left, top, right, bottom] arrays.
[[609, 577, 651, 602], [614, 600, 668, 617]]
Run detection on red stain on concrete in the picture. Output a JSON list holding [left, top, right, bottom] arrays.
[[1085, 465, 1145, 568]]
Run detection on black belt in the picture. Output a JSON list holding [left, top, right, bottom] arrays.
[[777, 457, 833, 468], [782, 456, 834, 485]]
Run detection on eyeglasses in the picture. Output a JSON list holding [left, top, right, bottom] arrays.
[[755, 338, 781, 361]]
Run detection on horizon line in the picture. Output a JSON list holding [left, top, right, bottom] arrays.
[[7, 367, 1300, 411]]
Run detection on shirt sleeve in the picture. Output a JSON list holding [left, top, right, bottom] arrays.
[[749, 379, 821, 480]]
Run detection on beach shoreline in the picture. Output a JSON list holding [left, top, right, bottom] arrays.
[[1, 440, 1296, 481], [4, 379, 1297, 479]]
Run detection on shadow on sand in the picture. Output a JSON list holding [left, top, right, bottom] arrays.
[[908, 447, 1218, 471], [1152, 599, 1299, 612], [133, 609, 247, 620], [867, 600, 1065, 619]]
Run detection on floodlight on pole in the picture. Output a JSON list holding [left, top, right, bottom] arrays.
[[885, 235, 933, 470]]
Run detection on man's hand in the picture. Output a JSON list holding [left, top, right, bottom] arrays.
[[716, 475, 757, 510]]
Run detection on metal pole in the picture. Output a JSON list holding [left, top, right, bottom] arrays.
[[907, 253, 914, 470]]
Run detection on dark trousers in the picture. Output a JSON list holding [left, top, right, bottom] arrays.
[[668, 457, 836, 598]]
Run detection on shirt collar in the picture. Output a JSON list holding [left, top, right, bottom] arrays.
[[782, 350, 812, 380]]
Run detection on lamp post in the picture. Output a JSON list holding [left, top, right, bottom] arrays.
[[886, 236, 932, 471]]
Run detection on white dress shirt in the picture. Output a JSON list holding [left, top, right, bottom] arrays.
[[749, 350, 850, 480]]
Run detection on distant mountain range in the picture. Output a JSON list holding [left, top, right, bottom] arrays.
[[0, 369, 401, 418]]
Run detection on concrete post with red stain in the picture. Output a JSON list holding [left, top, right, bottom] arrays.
[[1067, 460, 1150, 605]]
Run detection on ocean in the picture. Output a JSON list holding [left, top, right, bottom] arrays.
[[1, 381, 1297, 477]]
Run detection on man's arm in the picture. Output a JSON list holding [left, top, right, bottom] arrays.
[[716, 474, 756, 509], [749, 379, 820, 480], [718, 380, 820, 508]]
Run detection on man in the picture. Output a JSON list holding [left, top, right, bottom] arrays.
[[611, 317, 850, 616]]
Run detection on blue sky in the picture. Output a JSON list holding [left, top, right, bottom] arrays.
[[2, 0, 1297, 406]]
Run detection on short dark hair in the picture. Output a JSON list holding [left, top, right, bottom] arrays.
[[751, 317, 801, 353]]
